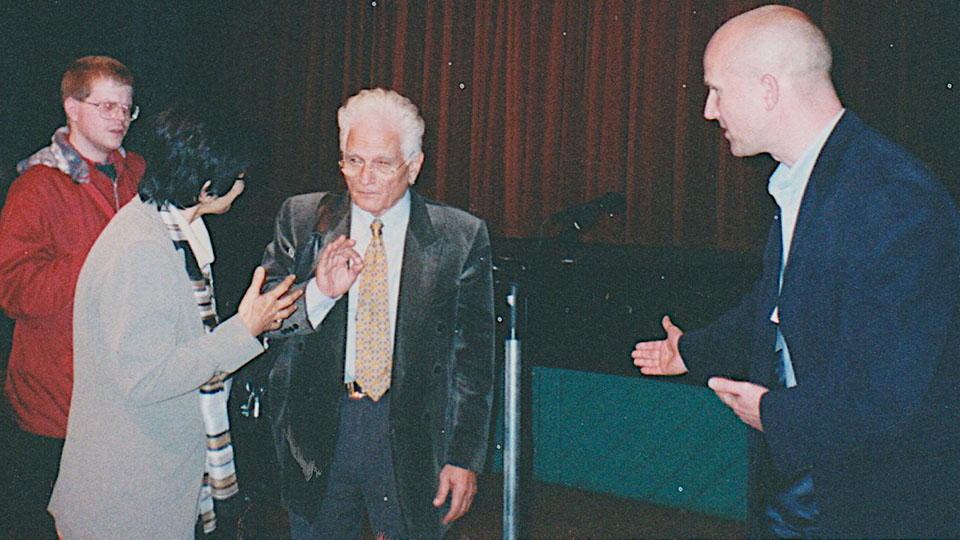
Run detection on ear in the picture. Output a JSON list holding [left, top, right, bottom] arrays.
[[760, 74, 779, 111], [406, 151, 425, 186], [198, 180, 216, 203], [64, 97, 80, 125]]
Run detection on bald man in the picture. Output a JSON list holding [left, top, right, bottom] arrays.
[[633, 5, 960, 538]]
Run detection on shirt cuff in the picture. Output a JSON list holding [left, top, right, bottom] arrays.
[[305, 278, 339, 329]]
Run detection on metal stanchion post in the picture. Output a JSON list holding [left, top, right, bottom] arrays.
[[503, 282, 521, 540]]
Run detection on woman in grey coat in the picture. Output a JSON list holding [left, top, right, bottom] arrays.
[[49, 107, 300, 540]]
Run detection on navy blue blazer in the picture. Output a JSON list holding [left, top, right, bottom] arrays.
[[680, 112, 960, 538]]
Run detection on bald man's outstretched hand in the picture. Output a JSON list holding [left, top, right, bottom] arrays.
[[632, 315, 688, 376]]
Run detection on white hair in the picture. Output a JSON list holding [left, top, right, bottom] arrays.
[[337, 88, 425, 159]]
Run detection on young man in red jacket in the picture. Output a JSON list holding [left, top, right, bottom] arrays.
[[0, 55, 145, 539]]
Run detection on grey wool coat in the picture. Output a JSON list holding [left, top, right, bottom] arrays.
[[49, 197, 264, 540], [261, 190, 496, 538]]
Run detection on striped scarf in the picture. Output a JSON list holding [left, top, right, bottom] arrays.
[[158, 204, 238, 534]]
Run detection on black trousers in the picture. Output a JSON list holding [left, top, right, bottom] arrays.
[[195, 493, 245, 540], [0, 413, 62, 540], [290, 393, 406, 540]]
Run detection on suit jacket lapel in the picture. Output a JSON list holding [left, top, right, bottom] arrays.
[[394, 191, 441, 391], [300, 193, 351, 389], [316, 192, 351, 248], [780, 112, 857, 299], [752, 211, 784, 386]]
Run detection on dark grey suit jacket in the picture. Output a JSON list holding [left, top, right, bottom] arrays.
[[260, 189, 495, 537]]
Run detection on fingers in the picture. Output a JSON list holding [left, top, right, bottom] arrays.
[[314, 235, 363, 297], [707, 378, 739, 416], [318, 236, 362, 268], [708, 377, 737, 406], [442, 487, 468, 525], [707, 376, 738, 395], [272, 279, 303, 312], [262, 274, 302, 313], [632, 339, 671, 375], [439, 480, 474, 525], [444, 481, 467, 524], [432, 475, 450, 509], [711, 389, 736, 409], [272, 302, 300, 323], [661, 314, 674, 331], [632, 340, 664, 366], [241, 266, 267, 302], [268, 273, 297, 298], [434, 466, 477, 524], [663, 315, 683, 342], [708, 377, 767, 431], [268, 276, 302, 325], [237, 268, 305, 335], [632, 340, 662, 356]]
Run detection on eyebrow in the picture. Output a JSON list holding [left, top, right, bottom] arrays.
[[345, 151, 402, 161]]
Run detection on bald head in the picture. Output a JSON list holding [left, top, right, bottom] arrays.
[[707, 5, 832, 84], [702, 5, 842, 165]]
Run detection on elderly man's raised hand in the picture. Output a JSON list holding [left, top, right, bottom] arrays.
[[238, 266, 302, 335], [314, 235, 364, 298], [632, 315, 689, 376]]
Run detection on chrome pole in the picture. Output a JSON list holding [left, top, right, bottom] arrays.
[[503, 282, 521, 540]]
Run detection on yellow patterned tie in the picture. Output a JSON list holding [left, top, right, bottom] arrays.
[[355, 219, 392, 401]]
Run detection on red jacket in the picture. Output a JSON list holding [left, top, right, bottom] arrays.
[[0, 147, 144, 438]]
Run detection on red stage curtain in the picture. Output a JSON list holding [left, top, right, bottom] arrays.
[[209, 0, 958, 251]]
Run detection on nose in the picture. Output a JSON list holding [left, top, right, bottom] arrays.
[[358, 165, 378, 185], [703, 90, 718, 121]]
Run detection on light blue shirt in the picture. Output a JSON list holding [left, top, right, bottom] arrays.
[[768, 109, 846, 294], [304, 190, 411, 382], [767, 109, 845, 387]]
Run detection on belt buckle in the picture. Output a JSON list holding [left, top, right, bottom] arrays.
[[346, 381, 366, 400]]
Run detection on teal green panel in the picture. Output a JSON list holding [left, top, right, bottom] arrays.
[[532, 367, 566, 485], [531, 368, 747, 521]]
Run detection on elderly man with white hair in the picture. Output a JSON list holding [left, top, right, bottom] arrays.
[[633, 5, 960, 538], [260, 88, 495, 539]]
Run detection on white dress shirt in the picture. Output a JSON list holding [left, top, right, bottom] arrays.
[[304, 190, 411, 382]]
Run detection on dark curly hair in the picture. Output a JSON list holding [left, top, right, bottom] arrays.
[[135, 106, 250, 209]]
